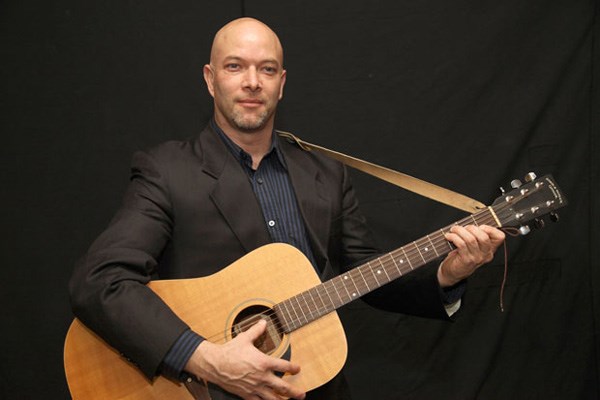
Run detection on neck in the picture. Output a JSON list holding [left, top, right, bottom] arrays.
[[215, 117, 273, 169], [273, 206, 501, 333]]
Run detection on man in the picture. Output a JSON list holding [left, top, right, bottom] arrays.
[[69, 17, 505, 400]]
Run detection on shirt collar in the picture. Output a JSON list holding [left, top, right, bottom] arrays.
[[211, 119, 287, 170]]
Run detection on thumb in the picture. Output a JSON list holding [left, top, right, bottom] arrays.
[[242, 318, 267, 342]]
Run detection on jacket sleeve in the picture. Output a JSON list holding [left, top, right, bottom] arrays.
[[69, 149, 191, 379]]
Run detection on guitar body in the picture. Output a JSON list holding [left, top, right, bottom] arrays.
[[64, 243, 348, 399]]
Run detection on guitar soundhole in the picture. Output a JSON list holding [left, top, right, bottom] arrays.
[[232, 305, 283, 355]]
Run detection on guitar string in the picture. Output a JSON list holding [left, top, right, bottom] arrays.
[[248, 193, 543, 335], [200, 200, 524, 344], [205, 210, 510, 343], [201, 205, 516, 344], [202, 231, 492, 344]]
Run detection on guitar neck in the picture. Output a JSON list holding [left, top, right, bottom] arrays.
[[274, 207, 500, 332]]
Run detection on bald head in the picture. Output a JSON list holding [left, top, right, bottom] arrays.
[[210, 18, 284, 67], [203, 17, 287, 139]]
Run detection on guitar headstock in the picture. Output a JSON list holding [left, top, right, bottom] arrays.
[[491, 173, 567, 234]]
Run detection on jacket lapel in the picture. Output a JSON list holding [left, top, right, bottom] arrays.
[[280, 139, 332, 275], [197, 126, 272, 253]]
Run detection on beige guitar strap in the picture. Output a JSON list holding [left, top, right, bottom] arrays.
[[277, 130, 486, 214]]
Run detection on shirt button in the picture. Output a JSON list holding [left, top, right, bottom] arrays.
[[257, 178, 264, 184], [268, 220, 276, 227]]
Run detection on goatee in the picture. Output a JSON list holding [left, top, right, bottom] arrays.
[[231, 110, 270, 133]]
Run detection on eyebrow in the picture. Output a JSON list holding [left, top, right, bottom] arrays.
[[222, 56, 281, 66]]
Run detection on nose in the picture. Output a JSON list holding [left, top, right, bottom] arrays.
[[243, 67, 261, 91]]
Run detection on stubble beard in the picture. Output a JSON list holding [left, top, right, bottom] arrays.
[[229, 108, 271, 133]]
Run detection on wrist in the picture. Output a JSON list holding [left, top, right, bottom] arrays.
[[184, 340, 216, 381], [437, 261, 462, 288], [162, 330, 204, 380]]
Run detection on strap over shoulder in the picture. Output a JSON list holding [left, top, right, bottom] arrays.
[[277, 130, 486, 213]]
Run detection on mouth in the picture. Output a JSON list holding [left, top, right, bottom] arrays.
[[237, 98, 264, 108]]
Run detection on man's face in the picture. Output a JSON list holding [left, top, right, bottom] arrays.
[[204, 22, 286, 133]]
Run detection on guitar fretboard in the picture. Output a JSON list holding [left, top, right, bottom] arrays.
[[274, 207, 500, 332]]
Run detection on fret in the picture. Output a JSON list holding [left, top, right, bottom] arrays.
[[357, 265, 371, 292], [285, 302, 296, 331], [440, 228, 454, 251], [299, 292, 313, 321], [334, 276, 352, 305], [341, 273, 358, 300], [417, 238, 435, 263], [413, 241, 427, 264], [370, 261, 381, 286], [299, 295, 310, 323], [275, 302, 292, 332], [312, 286, 326, 313], [401, 247, 413, 270], [470, 214, 479, 226], [475, 209, 488, 226], [287, 303, 299, 331], [351, 269, 366, 297], [368, 261, 381, 286], [323, 279, 336, 307], [312, 288, 331, 322], [378, 257, 392, 283], [427, 234, 440, 257], [322, 280, 338, 309], [307, 287, 324, 315], [389, 252, 403, 275], [291, 295, 307, 326]]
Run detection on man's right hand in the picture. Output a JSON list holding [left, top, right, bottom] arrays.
[[184, 319, 306, 400]]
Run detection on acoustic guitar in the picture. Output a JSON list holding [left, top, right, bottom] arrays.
[[64, 173, 567, 399]]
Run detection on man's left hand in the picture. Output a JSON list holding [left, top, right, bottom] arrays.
[[437, 225, 506, 287]]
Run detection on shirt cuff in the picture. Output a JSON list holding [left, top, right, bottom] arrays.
[[444, 298, 462, 316], [440, 280, 466, 317], [161, 329, 204, 380]]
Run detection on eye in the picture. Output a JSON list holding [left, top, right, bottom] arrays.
[[261, 65, 278, 75], [225, 63, 241, 71]]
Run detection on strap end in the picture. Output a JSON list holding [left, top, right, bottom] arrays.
[[276, 130, 312, 151]]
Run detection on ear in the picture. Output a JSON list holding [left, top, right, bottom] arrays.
[[278, 69, 287, 100], [203, 64, 215, 97]]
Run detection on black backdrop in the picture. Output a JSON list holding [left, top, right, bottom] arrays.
[[1, 0, 598, 399]]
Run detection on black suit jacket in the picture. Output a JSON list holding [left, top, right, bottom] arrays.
[[69, 123, 449, 382]]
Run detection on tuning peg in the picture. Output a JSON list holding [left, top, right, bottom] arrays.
[[533, 218, 545, 229], [511, 179, 523, 189], [518, 225, 531, 235], [524, 172, 537, 182], [499, 186, 506, 195], [549, 212, 560, 223]]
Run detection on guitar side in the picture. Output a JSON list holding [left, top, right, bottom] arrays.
[[64, 243, 348, 399]]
